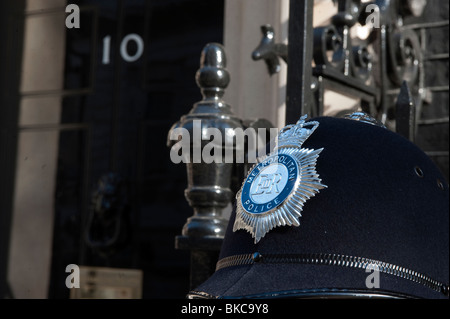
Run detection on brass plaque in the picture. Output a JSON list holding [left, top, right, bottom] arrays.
[[70, 266, 143, 299]]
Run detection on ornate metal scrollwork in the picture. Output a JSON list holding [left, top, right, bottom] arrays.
[[252, 0, 429, 133], [313, 25, 345, 72], [388, 28, 421, 86], [369, 0, 425, 134]]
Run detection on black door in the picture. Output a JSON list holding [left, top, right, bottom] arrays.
[[42, 0, 224, 298]]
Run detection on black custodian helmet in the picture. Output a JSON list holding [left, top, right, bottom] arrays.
[[188, 114, 449, 299]]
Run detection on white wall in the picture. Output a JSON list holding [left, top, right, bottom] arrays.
[[224, 0, 289, 129], [7, 0, 66, 299]]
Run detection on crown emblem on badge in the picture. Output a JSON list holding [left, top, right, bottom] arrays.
[[275, 114, 319, 150], [234, 115, 327, 243]]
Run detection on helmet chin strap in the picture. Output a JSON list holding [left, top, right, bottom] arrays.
[[212, 252, 449, 298], [187, 288, 417, 299]]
